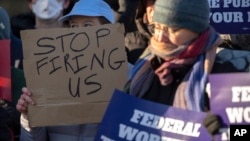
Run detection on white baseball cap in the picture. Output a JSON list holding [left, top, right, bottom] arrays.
[[59, 0, 115, 23]]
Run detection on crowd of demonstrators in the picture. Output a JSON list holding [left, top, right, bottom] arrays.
[[10, 0, 135, 140], [16, 0, 115, 140], [124, 0, 250, 140], [0, 0, 248, 140]]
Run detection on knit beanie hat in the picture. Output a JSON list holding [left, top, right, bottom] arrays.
[[0, 7, 10, 39], [59, 0, 115, 24], [153, 0, 210, 33]]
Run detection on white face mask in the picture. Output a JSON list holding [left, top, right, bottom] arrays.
[[32, 0, 64, 20]]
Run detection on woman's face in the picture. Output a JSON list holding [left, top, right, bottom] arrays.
[[153, 23, 199, 47], [69, 16, 102, 28]]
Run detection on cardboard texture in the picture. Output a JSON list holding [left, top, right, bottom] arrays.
[[0, 40, 11, 102], [20, 23, 128, 127]]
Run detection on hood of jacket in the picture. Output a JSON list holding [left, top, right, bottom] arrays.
[[134, 0, 154, 40]]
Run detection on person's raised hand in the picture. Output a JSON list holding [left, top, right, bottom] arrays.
[[16, 87, 35, 115]]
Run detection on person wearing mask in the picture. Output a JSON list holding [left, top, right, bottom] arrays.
[[124, 0, 250, 140], [16, 0, 115, 140], [11, 0, 74, 37], [10, 0, 76, 69], [28, 0, 71, 28]]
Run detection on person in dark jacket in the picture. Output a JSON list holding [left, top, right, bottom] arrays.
[[124, 0, 155, 65], [124, 0, 250, 139], [104, 0, 139, 32]]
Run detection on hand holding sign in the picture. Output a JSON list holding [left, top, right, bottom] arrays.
[[95, 90, 212, 141], [20, 23, 128, 127], [209, 73, 250, 141]]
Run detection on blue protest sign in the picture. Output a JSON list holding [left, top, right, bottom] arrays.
[[95, 89, 212, 141], [209, 0, 250, 34], [209, 72, 250, 141]]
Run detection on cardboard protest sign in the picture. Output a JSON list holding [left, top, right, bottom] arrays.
[[209, 0, 250, 34], [209, 73, 250, 141], [95, 89, 212, 141], [0, 40, 11, 102], [20, 23, 128, 127]]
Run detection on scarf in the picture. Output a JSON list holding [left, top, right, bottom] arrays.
[[127, 27, 223, 112]]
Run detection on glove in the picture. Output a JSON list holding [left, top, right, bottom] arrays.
[[203, 112, 223, 135]]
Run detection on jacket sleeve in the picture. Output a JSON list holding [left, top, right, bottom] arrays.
[[20, 114, 47, 141]]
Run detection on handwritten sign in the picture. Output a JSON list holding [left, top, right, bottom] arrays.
[[20, 23, 128, 127], [209, 73, 250, 141], [209, 0, 250, 34], [95, 89, 212, 141], [0, 40, 11, 102]]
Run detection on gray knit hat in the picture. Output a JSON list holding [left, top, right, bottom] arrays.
[[153, 0, 210, 33], [0, 7, 10, 39]]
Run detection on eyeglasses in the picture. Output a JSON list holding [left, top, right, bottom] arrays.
[[154, 24, 181, 35]]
